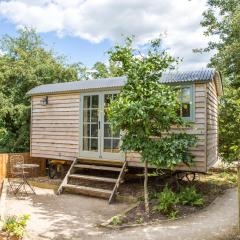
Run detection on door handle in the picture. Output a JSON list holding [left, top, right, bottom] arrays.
[[98, 121, 100, 129]]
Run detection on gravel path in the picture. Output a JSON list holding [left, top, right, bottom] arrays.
[[4, 187, 237, 240]]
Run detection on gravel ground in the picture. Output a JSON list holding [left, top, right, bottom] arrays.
[[4, 185, 238, 240]]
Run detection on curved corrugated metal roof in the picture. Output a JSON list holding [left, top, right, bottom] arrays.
[[27, 68, 219, 96]]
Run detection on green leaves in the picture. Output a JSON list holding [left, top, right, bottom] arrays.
[[178, 187, 204, 207], [107, 37, 197, 169], [219, 88, 240, 162], [199, 1, 240, 163], [153, 186, 178, 218], [3, 214, 30, 238], [0, 28, 80, 152]]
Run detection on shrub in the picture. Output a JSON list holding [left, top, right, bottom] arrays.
[[178, 186, 204, 206], [110, 215, 123, 225], [153, 186, 179, 217], [135, 217, 144, 224], [2, 214, 30, 239]]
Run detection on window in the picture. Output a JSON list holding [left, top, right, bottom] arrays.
[[178, 85, 195, 121]]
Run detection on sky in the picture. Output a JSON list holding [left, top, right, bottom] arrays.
[[0, 0, 212, 70]]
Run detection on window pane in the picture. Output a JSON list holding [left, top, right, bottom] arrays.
[[83, 138, 90, 151], [91, 110, 98, 122], [83, 96, 90, 108], [112, 139, 120, 153], [104, 139, 112, 152], [90, 138, 98, 151], [104, 109, 109, 122], [92, 95, 99, 108], [83, 124, 90, 137], [113, 94, 118, 100], [91, 124, 98, 137], [182, 88, 191, 102], [182, 103, 191, 117], [104, 94, 112, 107], [104, 124, 111, 137], [113, 129, 120, 138], [83, 110, 90, 122]]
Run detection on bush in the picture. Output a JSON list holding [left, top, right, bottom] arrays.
[[2, 214, 30, 239], [178, 186, 204, 206], [110, 215, 123, 225], [135, 217, 144, 224], [153, 186, 178, 218]]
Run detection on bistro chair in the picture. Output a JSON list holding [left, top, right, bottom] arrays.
[[8, 154, 35, 195]]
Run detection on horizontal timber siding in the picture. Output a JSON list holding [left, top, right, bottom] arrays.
[[31, 93, 80, 160], [206, 79, 218, 168], [127, 83, 208, 172]]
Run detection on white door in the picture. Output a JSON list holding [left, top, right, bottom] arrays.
[[80, 93, 101, 159], [80, 92, 124, 160]]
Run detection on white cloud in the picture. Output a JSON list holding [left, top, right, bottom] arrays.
[[0, 0, 212, 68]]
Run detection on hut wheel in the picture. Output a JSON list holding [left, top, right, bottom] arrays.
[[176, 172, 196, 182], [185, 172, 196, 182]]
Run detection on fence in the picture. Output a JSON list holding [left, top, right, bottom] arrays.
[[0, 152, 46, 180]]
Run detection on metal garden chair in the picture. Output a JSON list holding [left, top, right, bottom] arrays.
[[8, 154, 35, 195]]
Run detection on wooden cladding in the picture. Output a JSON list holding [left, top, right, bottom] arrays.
[[31, 94, 80, 161], [206, 79, 219, 168], [126, 83, 209, 173], [30, 81, 219, 173]]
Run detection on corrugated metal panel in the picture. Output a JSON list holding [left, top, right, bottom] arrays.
[[27, 68, 216, 96]]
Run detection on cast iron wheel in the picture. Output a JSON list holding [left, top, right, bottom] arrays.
[[175, 172, 196, 182], [48, 164, 57, 179], [185, 172, 196, 182]]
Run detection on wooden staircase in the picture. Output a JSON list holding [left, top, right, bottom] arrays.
[[57, 158, 128, 203]]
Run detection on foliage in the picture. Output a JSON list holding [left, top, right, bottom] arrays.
[[178, 186, 204, 207], [110, 215, 123, 225], [0, 27, 80, 152], [91, 62, 111, 79], [219, 88, 240, 162], [135, 217, 144, 224], [197, 0, 240, 162], [152, 185, 203, 218], [107, 37, 197, 169], [2, 214, 30, 239], [153, 186, 178, 218], [107, 37, 197, 213]]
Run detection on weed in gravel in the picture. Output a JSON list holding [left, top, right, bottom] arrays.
[[110, 215, 123, 226], [135, 217, 144, 224]]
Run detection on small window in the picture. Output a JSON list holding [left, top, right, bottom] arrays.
[[178, 85, 195, 121]]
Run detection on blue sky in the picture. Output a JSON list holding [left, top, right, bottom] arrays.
[[0, 17, 111, 67], [0, 0, 213, 69]]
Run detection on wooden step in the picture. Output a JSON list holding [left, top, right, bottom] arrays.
[[63, 184, 112, 199], [74, 164, 122, 172], [69, 174, 117, 183], [77, 157, 123, 166]]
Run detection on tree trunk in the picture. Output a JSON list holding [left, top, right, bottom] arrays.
[[144, 160, 150, 216]]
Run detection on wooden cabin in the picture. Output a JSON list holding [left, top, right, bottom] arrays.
[[27, 68, 223, 201]]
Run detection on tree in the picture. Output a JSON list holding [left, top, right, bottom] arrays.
[[0, 28, 80, 152], [107, 38, 197, 215], [219, 88, 240, 162], [197, 0, 240, 162], [91, 62, 110, 79]]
